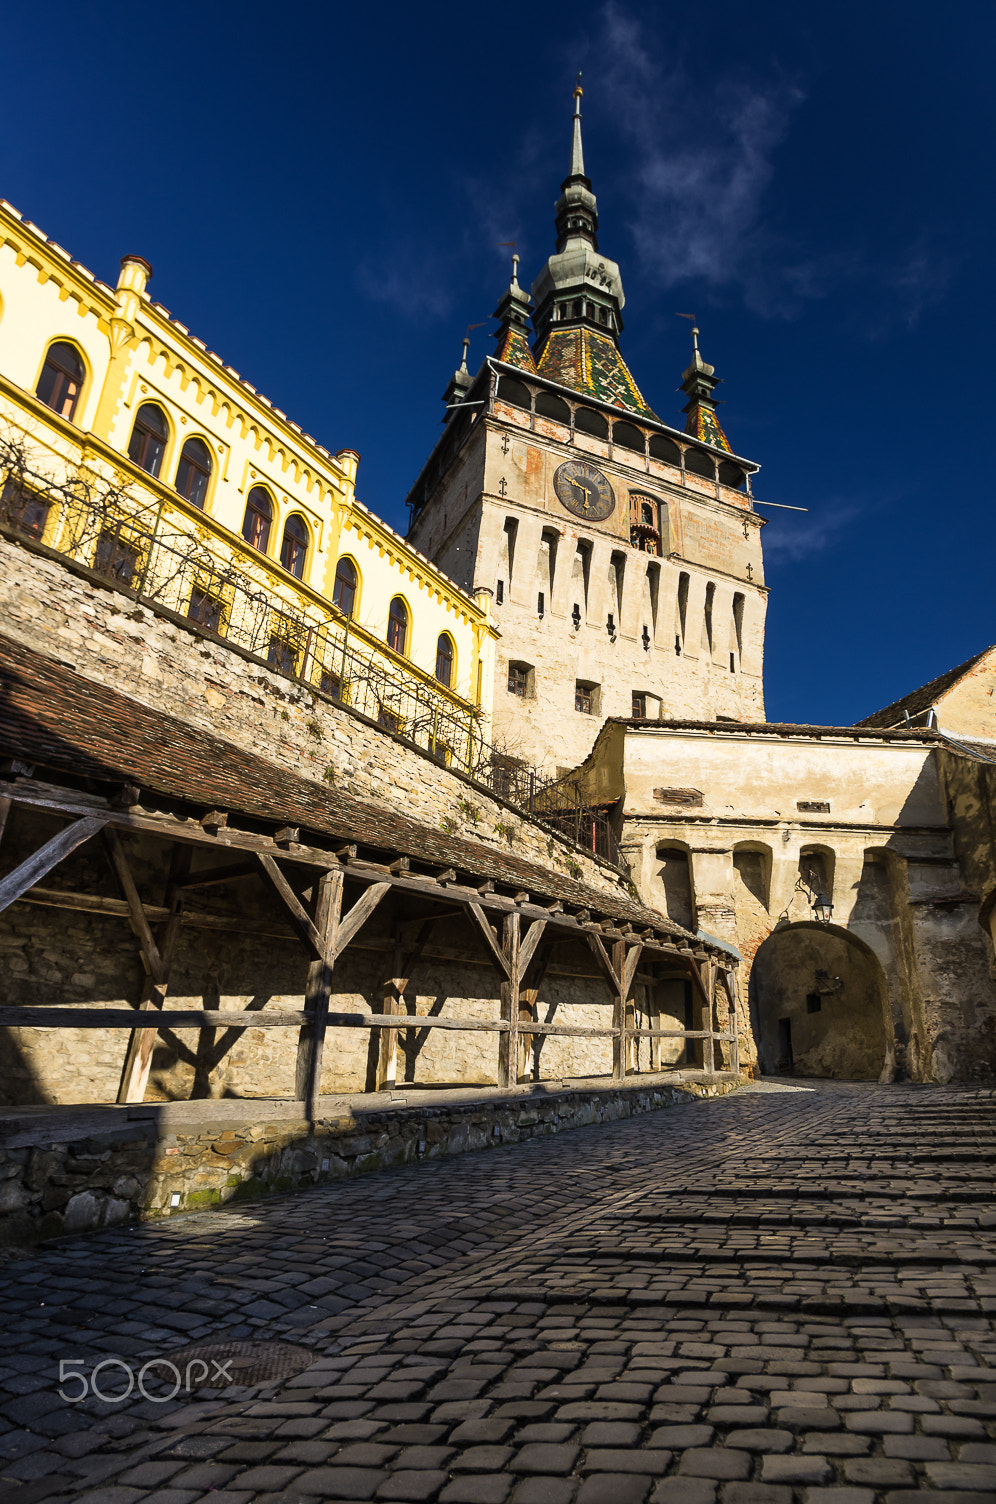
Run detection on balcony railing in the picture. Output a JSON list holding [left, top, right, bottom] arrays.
[[0, 434, 619, 866]]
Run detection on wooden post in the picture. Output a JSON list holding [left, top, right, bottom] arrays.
[[0, 795, 11, 847], [497, 910, 521, 1088], [649, 975, 662, 1072], [116, 842, 191, 1105], [376, 918, 433, 1091], [720, 967, 742, 1076], [612, 940, 626, 1080], [295, 869, 343, 1117], [699, 957, 716, 1076]]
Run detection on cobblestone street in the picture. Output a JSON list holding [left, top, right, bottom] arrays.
[[2, 1080, 995, 1504]]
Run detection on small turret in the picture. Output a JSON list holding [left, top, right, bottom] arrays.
[[679, 324, 733, 453], [441, 336, 474, 420], [492, 253, 537, 372]]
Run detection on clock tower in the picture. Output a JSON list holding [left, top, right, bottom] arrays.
[[405, 85, 767, 776]]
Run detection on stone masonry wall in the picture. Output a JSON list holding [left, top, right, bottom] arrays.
[[0, 535, 626, 898], [0, 1075, 738, 1249]]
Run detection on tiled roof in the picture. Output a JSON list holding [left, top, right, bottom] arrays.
[[0, 635, 695, 942], [534, 328, 658, 420], [856, 646, 996, 728], [617, 716, 939, 741], [494, 326, 537, 373], [684, 401, 732, 454]]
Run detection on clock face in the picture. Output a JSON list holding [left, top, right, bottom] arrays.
[[553, 460, 616, 521]]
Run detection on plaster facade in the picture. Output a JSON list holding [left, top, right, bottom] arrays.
[[0, 200, 497, 721], [571, 719, 996, 1084]]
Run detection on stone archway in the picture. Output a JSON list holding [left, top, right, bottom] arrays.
[[749, 922, 891, 1081]]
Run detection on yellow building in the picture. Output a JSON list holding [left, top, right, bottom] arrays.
[[0, 199, 497, 764]]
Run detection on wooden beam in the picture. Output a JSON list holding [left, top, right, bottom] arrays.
[[586, 932, 620, 995], [464, 902, 512, 979], [105, 828, 164, 981], [377, 918, 434, 1091], [519, 1022, 620, 1039], [116, 844, 191, 1104], [177, 861, 258, 890], [0, 782, 720, 965], [0, 795, 11, 847], [335, 881, 391, 958], [622, 943, 644, 998], [257, 853, 325, 957], [0, 814, 109, 915], [17, 887, 171, 922], [296, 869, 344, 1117], [518, 918, 547, 977], [0, 1007, 514, 1030], [497, 909, 521, 1087]]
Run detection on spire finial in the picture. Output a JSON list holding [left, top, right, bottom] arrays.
[[570, 75, 585, 178]]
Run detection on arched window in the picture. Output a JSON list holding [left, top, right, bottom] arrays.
[[435, 633, 454, 687], [613, 421, 646, 454], [574, 407, 608, 439], [649, 433, 681, 466], [333, 557, 357, 617], [175, 437, 212, 508], [535, 391, 570, 425], [36, 342, 84, 420], [128, 403, 169, 478], [496, 376, 531, 411], [387, 596, 408, 655], [242, 487, 272, 552], [685, 447, 715, 481], [280, 514, 308, 579]]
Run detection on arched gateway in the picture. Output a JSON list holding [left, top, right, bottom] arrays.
[[749, 922, 891, 1081]]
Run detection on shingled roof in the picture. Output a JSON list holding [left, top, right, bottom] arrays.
[[856, 645, 996, 729], [0, 634, 698, 944]]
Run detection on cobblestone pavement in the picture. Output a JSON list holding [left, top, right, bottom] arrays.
[[2, 1079, 996, 1504]]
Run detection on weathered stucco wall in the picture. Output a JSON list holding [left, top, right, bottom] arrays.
[[611, 726, 996, 1084], [408, 399, 767, 774]]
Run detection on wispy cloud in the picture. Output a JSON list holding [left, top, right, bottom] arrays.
[[356, 252, 456, 323], [599, 4, 807, 313], [760, 501, 862, 565], [596, 4, 950, 330]]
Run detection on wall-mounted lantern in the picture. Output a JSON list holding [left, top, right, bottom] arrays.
[[812, 892, 834, 925]]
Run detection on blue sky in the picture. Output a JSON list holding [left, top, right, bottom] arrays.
[[3, 0, 992, 725]]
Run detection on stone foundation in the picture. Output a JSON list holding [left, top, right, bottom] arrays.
[[0, 1072, 739, 1248]]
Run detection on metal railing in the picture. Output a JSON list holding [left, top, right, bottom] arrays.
[[0, 435, 619, 866]]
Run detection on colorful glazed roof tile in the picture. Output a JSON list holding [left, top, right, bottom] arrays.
[[534, 327, 657, 420], [495, 324, 537, 373], [684, 401, 732, 453]]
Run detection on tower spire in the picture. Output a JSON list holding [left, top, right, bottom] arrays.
[[570, 74, 585, 178]]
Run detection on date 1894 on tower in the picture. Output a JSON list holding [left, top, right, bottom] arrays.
[[553, 460, 615, 521]]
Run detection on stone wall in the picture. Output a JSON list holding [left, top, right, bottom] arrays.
[[0, 1075, 739, 1248], [0, 801, 637, 1106], [0, 534, 625, 898]]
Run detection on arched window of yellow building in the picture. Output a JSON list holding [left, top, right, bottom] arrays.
[[280, 514, 308, 579], [242, 487, 272, 552], [387, 597, 408, 655], [175, 437, 211, 508], [37, 342, 84, 421], [128, 403, 169, 478], [333, 558, 357, 617], [435, 633, 454, 687]]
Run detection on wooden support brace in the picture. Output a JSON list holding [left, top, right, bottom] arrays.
[[257, 853, 326, 957], [0, 813, 109, 915], [116, 843, 191, 1104], [465, 902, 512, 979]]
